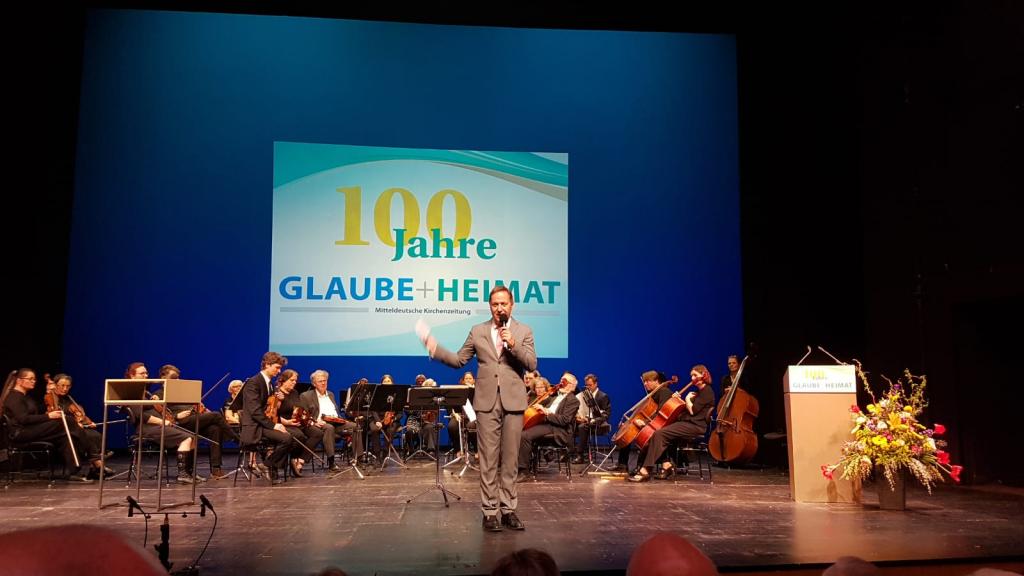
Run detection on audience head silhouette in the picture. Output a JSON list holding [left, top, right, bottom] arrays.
[[626, 532, 718, 576], [491, 547, 560, 576]]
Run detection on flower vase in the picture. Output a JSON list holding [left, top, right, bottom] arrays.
[[875, 465, 906, 510]]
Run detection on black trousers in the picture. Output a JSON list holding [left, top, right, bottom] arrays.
[[12, 420, 88, 471], [259, 428, 294, 468], [177, 411, 239, 469], [640, 420, 703, 470]]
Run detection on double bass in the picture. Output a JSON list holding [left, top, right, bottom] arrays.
[[612, 375, 679, 449], [708, 355, 759, 464]]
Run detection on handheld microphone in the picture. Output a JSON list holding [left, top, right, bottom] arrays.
[[199, 494, 214, 512], [500, 313, 510, 349]]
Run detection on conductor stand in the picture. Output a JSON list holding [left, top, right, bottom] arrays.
[[406, 386, 470, 507], [126, 494, 217, 576], [345, 382, 379, 467], [444, 400, 479, 478], [372, 384, 410, 472]]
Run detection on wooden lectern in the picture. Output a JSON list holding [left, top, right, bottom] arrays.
[[784, 365, 861, 503], [98, 378, 203, 510]]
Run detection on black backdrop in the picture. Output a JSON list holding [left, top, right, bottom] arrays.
[[8, 1, 1022, 484]]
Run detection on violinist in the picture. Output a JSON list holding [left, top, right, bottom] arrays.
[[299, 369, 360, 472], [51, 373, 116, 479], [516, 372, 580, 482], [154, 364, 240, 479], [612, 371, 674, 473], [124, 362, 205, 484], [628, 365, 715, 482], [222, 379, 244, 425], [272, 369, 324, 477], [240, 352, 294, 483], [2, 369, 94, 482], [572, 373, 611, 464], [447, 372, 478, 457]]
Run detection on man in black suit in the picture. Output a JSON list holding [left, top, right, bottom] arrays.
[[573, 373, 611, 463], [420, 285, 537, 532], [299, 369, 361, 471], [517, 372, 580, 478], [240, 351, 294, 482]]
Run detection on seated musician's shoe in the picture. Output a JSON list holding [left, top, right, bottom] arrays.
[[515, 470, 531, 483], [66, 473, 95, 483], [610, 464, 627, 473], [269, 466, 282, 484], [628, 470, 651, 483], [290, 459, 304, 478], [328, 457, 343, 472], [501, 512, 526, 531], [252, 462, 269, 478], [654, 465, 674, 480], [482, 515, 503, 532], [571, 455, 586, 464], [209, 467, 228, 480]]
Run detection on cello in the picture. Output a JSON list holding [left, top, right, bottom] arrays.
[[612, 375, 679, 448], [708, 355, 759, 464], [523, 381, 557, 430]]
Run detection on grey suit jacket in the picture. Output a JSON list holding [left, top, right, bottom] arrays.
[[432, 318, 537, 413]]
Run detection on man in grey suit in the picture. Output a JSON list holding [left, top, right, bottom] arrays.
[[420, 285, 537, 532]]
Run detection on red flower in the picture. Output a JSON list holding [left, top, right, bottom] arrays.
[[821, 465, 834, 481], [933, 423, 946, 435], [950, 465, 963, 483], [936, 450, 950, 465], [849, 405, 861, 413]]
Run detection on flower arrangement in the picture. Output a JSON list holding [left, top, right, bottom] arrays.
[[822, 362, 962, 493]]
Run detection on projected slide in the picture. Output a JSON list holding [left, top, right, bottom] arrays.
[[270, 142, 569, 357]]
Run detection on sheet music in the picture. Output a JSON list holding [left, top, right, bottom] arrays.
[[463, 399, 477, 423]]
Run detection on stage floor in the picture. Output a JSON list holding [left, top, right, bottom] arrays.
[[2, 452, 1022, 575]]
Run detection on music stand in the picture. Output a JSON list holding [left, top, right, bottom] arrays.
[[405, 386, 471, 507], [326, 387, 364, 481], [342, 383, 376, 467], [367, 384, 411, 471], [443, 394, 479, 477]]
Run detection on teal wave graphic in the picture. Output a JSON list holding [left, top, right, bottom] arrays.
[[273, 142, 568, 194]]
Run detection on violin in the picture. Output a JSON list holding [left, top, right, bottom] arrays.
[[612, 375, 679, 448], [382, 411, 395, 426], [322, 415, 349, 425], [265, 392, 282, 422], [708, 356, 759, 464], [292, 406, 313, 428]]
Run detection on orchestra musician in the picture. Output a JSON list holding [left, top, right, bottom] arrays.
[[2, 369, 95, 482], [370, 374, 401, 459], [524, 370, 540, 401], [222, 379, 244, 425], [299, 369, 360, 472], [572, 373, 611, 464], [517, 372, 580, 481], [124, 362, 205, 484], [628, 365, 715, 482], [240, 352, 295, 483], [612, 371, 674, 473], [272, 369, 324, 477], [50, 373, 115, 478], [721, 355, 740, 393], [155, 364, 240, 479], [407, 374, 438, 454], [447, 371, 477, 456]]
